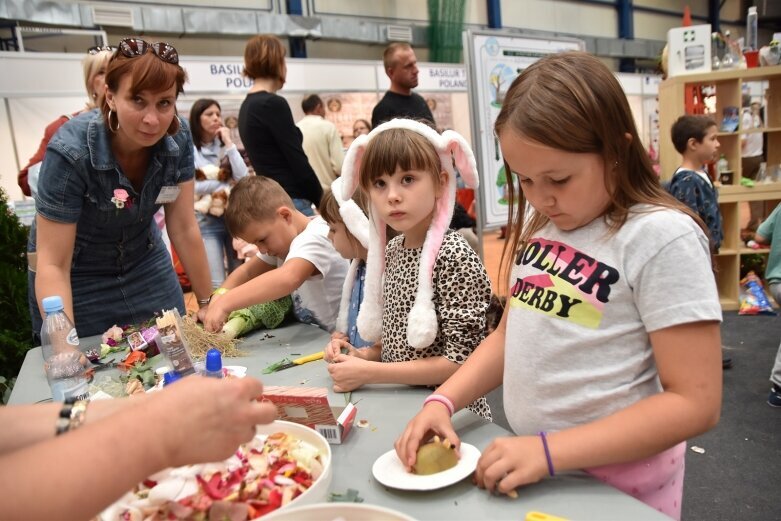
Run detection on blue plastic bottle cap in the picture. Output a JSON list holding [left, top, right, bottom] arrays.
[[205, 348, 223, 372], [42, 296, 64, 314], [163, 371, 181, 386]]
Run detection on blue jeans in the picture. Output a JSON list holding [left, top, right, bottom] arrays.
[[197, 213, 241, 289], [293, 198, 315, 217], [29, 234, 184, 344]]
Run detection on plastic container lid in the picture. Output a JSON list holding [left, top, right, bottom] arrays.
[[163, 371, 182, 386], [42, 296, 64, 314], [205, 348, 223, 372]]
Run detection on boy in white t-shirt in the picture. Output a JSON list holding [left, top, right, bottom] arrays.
[[202, 176, 348, 333]]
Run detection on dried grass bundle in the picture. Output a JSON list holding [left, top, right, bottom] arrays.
[[180, 314, 246, 360]]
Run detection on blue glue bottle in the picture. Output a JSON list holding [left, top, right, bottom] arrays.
[[204, 348, 224, 379]]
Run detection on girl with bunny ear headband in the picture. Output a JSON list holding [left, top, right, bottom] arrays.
[[328, 118, 492, 420], [318, 177, 373, 355]]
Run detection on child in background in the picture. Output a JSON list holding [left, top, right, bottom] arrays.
[[667, 114, 723, 252], [753, 203, 781, 406], [319, 177, 374, 351], [328, 119, 492, 420], [668, 115, 733, 369], [201, 176, 348, 333], [395, 52, 722, 520]]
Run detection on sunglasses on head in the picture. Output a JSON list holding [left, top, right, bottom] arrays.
[[116, 38, 179, 65], [87, 45, 117, 55]]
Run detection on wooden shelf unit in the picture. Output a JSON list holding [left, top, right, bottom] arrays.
[[658, 66, 781, 310]]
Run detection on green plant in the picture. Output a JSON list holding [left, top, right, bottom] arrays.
[[0, 188, 32, 397], [0, 376, 15, 404]]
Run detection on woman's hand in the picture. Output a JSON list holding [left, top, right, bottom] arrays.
[[394, 403, 459, 471], [326, 353, 373, 392], [153, 376, 277, 468], [217, 127, 233, 148], [474, 435, 549, 497]]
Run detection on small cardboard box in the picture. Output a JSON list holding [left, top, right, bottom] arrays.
[[262, 386, 357, 444]]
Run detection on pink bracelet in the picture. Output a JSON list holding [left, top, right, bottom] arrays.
[[423, 393, 455, 417]]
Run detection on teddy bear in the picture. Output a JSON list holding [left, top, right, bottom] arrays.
[[194, 164, 232, 217]]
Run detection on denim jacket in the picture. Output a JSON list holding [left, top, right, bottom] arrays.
[[30, 110, 194, 272]]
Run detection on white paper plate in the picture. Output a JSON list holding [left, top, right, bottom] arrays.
[[372, 443, 480, 491]]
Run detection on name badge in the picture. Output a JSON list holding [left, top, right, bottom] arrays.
[[155, 186, 181, 204]]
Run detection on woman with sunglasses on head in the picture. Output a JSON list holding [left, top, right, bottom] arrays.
[[189, 98, 250, 288], [28, 38, 212, 342], [239, 34, 322, 216], [17, 46, 114, 198]]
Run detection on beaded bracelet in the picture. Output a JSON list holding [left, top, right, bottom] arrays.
[[55, 397, 89, 436], [423, 393, 455, 417], [538, 431, 555, 477]]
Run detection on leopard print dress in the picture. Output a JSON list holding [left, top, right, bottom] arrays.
[[381, 229, 493, 420]]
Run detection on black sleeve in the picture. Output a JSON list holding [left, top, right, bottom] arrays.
[[267, 96, 323, 204], [371, 101, 387, 130], [450, 201, 475, 229]]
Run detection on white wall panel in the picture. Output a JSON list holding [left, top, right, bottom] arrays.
[[127, 0, 273, 8], [0, 101, 23, 201], [635, 0, 711, 17], [634, 11, 682, 41], [312, 0, 429, 21], [501, 0, 617, 39]]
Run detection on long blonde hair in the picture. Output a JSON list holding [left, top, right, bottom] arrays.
[[82, 49, 112, 109], [495, 51, 704, 290]]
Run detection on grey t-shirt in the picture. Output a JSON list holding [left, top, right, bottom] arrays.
[[503, 205, 722, 435]]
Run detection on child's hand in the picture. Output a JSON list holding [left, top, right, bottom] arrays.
[[324, 338, 363, 362], [326, 354, 371, 392], [331, 331, 348, 342], [203, 301, 229, 333], [394, 403, 459, 471], [324, 338, 346, 362], [473, 435, 549, 496], [196, 304, 209, 324]]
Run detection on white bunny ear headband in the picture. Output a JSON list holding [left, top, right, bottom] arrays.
[[339, 118, 479, 349], [330, 176, 370, 334]]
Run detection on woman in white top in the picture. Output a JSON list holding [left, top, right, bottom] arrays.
[[189, 98, 250, 288]]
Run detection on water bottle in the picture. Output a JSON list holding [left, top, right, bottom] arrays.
[[40, 296, 90, 402], [203, 348, 224, 379], [746, 6, 758, 51], [711, 32, 722, 70], [717, 155, 729, 174]]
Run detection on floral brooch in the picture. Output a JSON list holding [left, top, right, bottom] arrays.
[[111, 188, 133, 210]]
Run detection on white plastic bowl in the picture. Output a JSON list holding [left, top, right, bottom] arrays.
[[263, 502, 416, 521], [100, 420, 331, 520], [256, 420, 333, 510]]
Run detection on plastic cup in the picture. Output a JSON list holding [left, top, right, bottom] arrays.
[[744, 50, 759, 68]]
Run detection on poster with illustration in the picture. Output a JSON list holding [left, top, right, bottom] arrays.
[[464, 31, 583, 229]]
